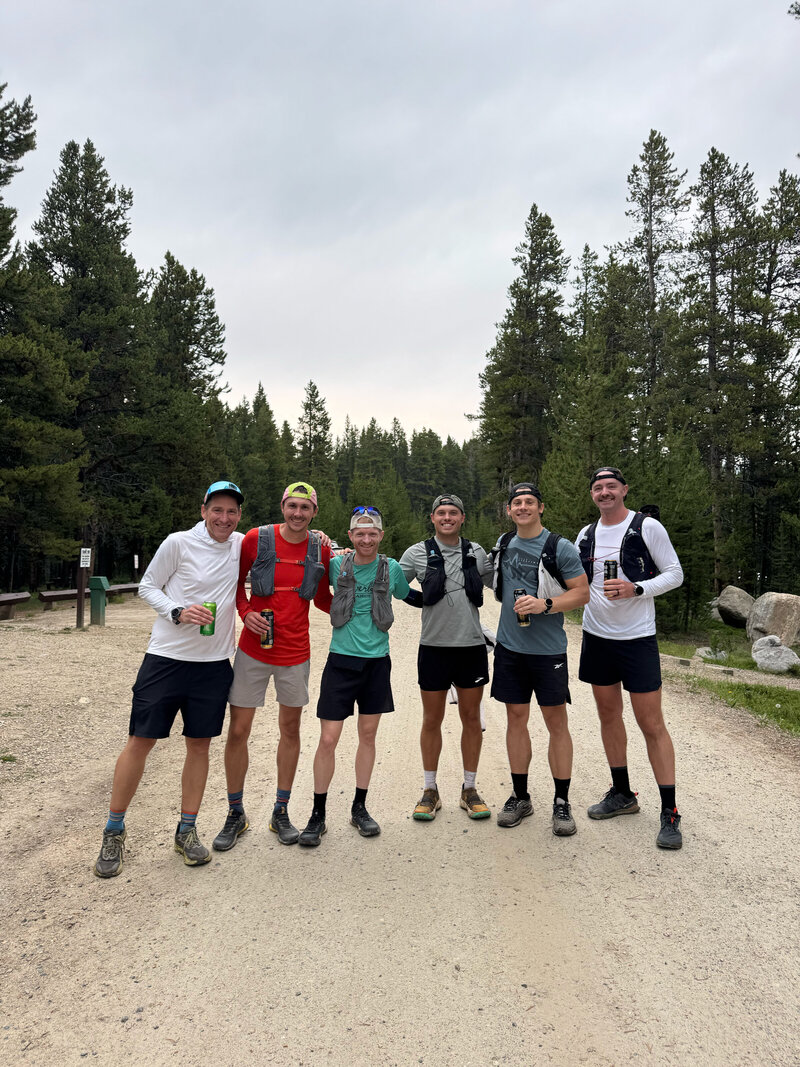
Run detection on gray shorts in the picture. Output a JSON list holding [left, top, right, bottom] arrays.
[[228, 648, 310, 708]]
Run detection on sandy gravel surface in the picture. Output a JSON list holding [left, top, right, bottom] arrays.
[[1, 598, 799, 1067]]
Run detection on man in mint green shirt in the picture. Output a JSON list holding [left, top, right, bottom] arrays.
[[298, 507, 411, 847]]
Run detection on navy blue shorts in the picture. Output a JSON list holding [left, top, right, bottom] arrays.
[[317, 653, 393, 720], [129, 654, 233, 738], [578, 631, 662, 693], [417, 644, 489, 692], [490, 642, 571, 707]]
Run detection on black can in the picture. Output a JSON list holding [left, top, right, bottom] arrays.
[[260, 609, 274, 649], [513, 588, 531, 627], [604, 560, 618, 581]]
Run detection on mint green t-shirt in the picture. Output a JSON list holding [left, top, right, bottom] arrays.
[[329, 555, 411, 658]]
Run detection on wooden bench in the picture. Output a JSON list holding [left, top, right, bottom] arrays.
[[38, 589, 90, 611], [107, 583, 139, 597], [0, 592, 32, 620]]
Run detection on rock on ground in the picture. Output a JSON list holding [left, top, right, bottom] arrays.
[[717, 585, 754, 627], [747, 591, 800, 646]]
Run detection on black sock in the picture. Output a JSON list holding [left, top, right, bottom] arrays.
[[511, 772, 530, 801], [658, 785, 676, 811], [553, 777, 571, 803], [313, 792, 327, 817], [353, 787, 368, 809], [610, 766, 634, 797]]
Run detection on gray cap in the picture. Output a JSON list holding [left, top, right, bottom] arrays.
[[431, 494, 465, 514]]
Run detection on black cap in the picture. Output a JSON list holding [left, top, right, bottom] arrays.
[[589, 467, 626, 488], [508, 482, 542, 504]]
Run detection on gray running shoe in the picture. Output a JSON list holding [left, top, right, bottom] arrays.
[[496, 794, 534, 828], [656, 808, 683, 850], [174, 824, 211, 866], [552, 799, 577, 836], [587, 788, 640, 820], [269, 804, 300, 845], [298, 811, 327, 847], [212, 808, 249, 851], [94, 828, 126, 878], [350, 803, 381, 837]]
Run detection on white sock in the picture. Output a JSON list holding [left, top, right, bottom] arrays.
[[463, 770, 477, 790], [424, 770, 437, 790]]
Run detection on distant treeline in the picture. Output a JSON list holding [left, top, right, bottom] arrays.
[[1, 81, 799, 631]]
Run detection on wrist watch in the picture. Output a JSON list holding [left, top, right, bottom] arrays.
[[171, 606, 184, 625], [634, 585, 644, 597], [543, 598, 553, 615]]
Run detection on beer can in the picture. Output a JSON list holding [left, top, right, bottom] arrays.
[[513, 588, 531, 628], [260, 608, 274, 649], [199, 601, 216, 636], [604, 561, 618, 581]]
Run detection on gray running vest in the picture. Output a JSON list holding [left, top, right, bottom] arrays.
[[330, 553, 394, 633], [250, 525, 326, 600]]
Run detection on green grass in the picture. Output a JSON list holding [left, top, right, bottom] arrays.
[[692, 678, 800, 735], [1, 752, 17, 762], [659, 639, 697, 659]]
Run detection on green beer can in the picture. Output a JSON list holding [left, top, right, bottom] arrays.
[[200, 601, 217, 636]]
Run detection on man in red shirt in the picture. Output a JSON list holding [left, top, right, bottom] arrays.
[[212, 481, 333, 850]]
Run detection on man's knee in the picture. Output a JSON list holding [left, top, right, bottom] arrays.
[[540, 704, 569, 735], [227, 706, 255, 744], [278, 706, 302, 742], [185, 736, 212, 754]]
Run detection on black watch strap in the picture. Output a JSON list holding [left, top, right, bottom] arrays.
[[171, 606, 184, 624], [543, 598, 553, 615]]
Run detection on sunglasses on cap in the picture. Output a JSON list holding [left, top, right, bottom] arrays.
[[352, 505, 382, 517]]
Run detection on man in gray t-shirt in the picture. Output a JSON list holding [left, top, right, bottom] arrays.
[[399, 494, 493, 823], [490, 482, 589, 836]]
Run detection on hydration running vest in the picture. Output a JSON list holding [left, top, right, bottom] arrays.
[[249, 525, 326, 600], [421, 537, 484, 608], [491, 530, 565, 602], [329, 553, 394, 633], [577, 512, 661, 583]]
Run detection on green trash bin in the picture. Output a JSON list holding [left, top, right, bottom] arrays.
[[89, 576, 111, 627]]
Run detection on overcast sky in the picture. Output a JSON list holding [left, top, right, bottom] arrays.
[[3, 2, 798, 444]]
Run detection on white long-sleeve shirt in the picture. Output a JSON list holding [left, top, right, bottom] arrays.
[[138, 521, 243, 661], [575, 510, 683, 640]]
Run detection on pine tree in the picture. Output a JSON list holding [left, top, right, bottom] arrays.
[[295, 380, 332, 481]]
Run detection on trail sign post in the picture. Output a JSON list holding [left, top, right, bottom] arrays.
[[77, 548, 92, 629]]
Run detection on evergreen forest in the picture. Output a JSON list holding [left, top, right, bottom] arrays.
[[2, 82, 799, 632]]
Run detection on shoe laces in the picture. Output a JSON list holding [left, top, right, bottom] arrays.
[[502, 795, 518, 811], [554, 802, 572, 819], [661, 808, 680, 826], [180, 825, 200, 846], [223, 809, 242, 829], [101, 835, 123, 859]]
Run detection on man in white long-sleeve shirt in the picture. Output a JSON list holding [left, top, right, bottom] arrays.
[[575, 467, 685, 850], [94, 480, 244, 878]]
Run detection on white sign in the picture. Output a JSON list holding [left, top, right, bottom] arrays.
[[80, 548, 92, 568], [133, 555, 139, 569]]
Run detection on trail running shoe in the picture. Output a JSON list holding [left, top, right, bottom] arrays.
[[269, 804, 300, 845], [587, 788, 640, 820], [212, 808, 249, 851], [496, 794, 534, 828], [656, 808, 683, 850], [552, 799, 577, 836], [174, 824, 211, 866], [412, 787, 442, 821], [460, 786, 491, 820], [350, 803, 381, 837], [94, 829, 126, 878], [298, 811, 327, 847]]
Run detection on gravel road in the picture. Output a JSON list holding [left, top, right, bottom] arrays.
[[1, 598, 798, 1066]]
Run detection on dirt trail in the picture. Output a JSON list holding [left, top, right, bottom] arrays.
[[1, 599, 798, 1066]]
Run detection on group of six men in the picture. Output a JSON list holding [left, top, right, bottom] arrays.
[[93, 467, 685, 879]]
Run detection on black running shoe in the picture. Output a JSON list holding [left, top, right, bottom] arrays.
[[656, 808, 683, 850], [174, 824, 211, 866], [350, 803, 381, 837], [212, 808, 249, 851], [496, 794, 534, 828], [298, 810, 327, 847], [94, 828, 126, 878], [587, 787, 640, 820], [269, 804, 300, 845]]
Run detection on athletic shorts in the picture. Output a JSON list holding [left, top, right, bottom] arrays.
[[129, 653, 232, 739], [490, 642, 571, 707], [579, 631, 662, 693], [417, 644, 489, 692], [316, 653, 394, 720], [228, 648, 310, 708]]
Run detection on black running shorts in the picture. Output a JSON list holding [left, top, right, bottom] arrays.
[[490, 642, 571, 707], [578, 631, 662, 693], [316, 653, 394, 720], [129, 653, 232, 738], [417, 644, 490, 692]]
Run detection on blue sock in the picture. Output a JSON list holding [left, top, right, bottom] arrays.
[[228, 790, 244, 814], [105, 808, 126, 833], [274, 788, 290, 811], [179, 810, 198, 833]]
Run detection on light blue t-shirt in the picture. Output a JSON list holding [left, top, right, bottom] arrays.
[[329, 555, 410, 659], [495, 529, 584, 655]]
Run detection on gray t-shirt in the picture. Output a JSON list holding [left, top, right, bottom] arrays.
[[399, 538, 493, 647], [495, 528, 584, 656]]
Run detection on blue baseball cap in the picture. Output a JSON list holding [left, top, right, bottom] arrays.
[[204, 480, 244, 505]]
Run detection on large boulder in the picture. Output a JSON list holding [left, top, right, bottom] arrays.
[[752, 644, 800, 674], [708, 597, 722, 623], [717, 585, 754, 627], [751, 635, 781, 653], [746, 592, 800, 647]]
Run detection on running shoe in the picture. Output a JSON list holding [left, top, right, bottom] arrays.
[[552, 799, 577, 836], [412, 787, 442, 821], [212, 808, 249, 851], [94, 828, 126, 878], [656, 808, 683, 849], [496, 794, 534, 828], [298, 811, 327, 847], [269, 804, 300, 845], [174, 824, 211, 866], [587, 788, 640, 820], [350, 803, 381, 837], [460, 786, 491, 819]]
